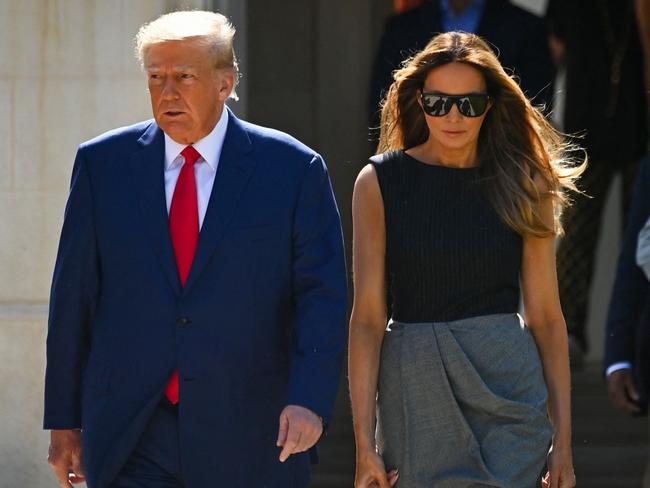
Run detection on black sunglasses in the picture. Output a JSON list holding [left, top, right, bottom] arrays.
[[420, 92, 491, 117]]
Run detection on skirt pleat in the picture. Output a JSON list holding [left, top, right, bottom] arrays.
[[376, 313, 553, 488]]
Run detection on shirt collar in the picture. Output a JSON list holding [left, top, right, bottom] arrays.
[[163, 105, 229, 171]]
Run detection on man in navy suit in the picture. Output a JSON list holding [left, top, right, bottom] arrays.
[[44, 11, 347, 488]]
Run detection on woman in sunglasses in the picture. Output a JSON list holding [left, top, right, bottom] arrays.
[[349, 31, 583, 488]]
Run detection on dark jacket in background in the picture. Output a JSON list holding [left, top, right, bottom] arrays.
[[547, 0, 647, 166]]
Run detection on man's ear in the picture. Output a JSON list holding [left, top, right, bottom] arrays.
[[217, 71, 235, 102]]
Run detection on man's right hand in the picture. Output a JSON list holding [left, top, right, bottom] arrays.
[[48, 430, 85, 487], [607, 369, 641, 414]]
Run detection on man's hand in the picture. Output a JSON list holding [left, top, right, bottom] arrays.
[[276, 405, 323, 462], [48, 430, 85, 487], [607, 369, 641, 414]]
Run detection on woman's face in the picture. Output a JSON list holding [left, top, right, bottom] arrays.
[[419, 62, 490, 154]]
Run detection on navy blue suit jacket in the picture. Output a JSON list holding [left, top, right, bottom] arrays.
[[605, 156, 650, 410], [43, 107, 348, 487]]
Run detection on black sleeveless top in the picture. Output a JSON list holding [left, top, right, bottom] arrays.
[[371, 150, 523, 323]]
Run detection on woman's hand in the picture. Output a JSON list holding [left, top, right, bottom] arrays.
[[355, 449, 398, 488], [542, 443, 576, 488]]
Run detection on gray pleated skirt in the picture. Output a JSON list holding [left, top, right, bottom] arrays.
[[376, 313, 553, 488]]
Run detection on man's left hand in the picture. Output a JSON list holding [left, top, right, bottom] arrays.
[[276, 405, 323, 462], [607, 369, 641, 414]]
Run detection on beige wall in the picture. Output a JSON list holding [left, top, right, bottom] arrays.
[[0, 1, 161, 302], [0, 1, 168, 485]]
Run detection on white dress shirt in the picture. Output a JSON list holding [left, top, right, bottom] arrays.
[[164, 106, 229, 229]]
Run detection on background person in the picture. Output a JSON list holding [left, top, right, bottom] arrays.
[[546, 0, 648, 364]]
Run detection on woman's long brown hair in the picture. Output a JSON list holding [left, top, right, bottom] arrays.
[[377, 32, 585, 237]]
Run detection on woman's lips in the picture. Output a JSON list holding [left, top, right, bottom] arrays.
[[442, 130, 465, 137]]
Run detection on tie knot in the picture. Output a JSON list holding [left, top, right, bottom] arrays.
[[181, 146, 202, 166]]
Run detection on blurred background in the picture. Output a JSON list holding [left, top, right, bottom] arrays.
[[0, 0, 646, 486]]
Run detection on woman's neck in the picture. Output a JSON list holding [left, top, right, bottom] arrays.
[[408, 139, 479, 168]]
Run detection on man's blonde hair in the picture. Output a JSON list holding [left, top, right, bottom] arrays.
[[135, 10, 239, 96]]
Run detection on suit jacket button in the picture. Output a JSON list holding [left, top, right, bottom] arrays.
[[177, 317, 191, 327]]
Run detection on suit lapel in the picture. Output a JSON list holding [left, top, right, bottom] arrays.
[[183, 108, 256, 294], [129, 121, 182, 295]]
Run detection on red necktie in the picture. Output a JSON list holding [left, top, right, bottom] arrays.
[[165, 145, 202, 404]]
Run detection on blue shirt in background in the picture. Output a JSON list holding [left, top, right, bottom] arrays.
[[439, 0, 485, 33]]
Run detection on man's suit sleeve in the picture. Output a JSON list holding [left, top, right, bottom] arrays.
[[604, 157, 650, 370], [43, 147, 99, 429], [287, 154, 348, 425]]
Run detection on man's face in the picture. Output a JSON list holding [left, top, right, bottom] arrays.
[[145, 38, 233, 144]]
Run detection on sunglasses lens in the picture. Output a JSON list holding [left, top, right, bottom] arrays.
[[422, 93, 489, 117], [422, 94, 451, 116], [460, 95, 488, 117]]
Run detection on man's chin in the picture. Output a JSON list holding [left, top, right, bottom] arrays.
[[157, 123, 193, 145]]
